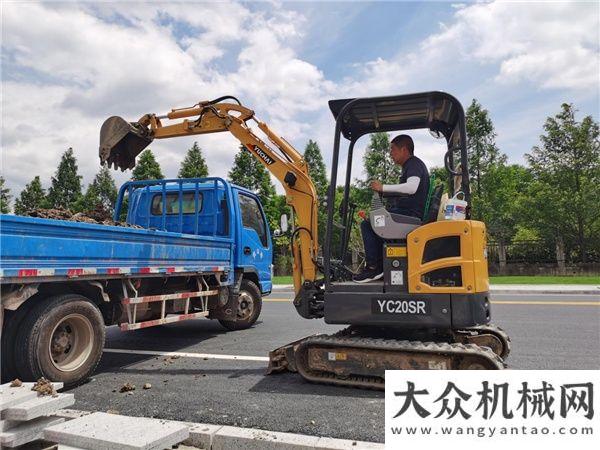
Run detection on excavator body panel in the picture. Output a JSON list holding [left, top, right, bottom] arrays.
[[323, 220, 491, 328]]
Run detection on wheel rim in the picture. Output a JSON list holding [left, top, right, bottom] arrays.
[[237, 291, 254, 320], [48, 314, 94, 372]]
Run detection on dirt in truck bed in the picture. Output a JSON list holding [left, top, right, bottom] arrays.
[[24, 206, 143, 228]]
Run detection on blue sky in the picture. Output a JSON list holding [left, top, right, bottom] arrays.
[[2, 1, 599, 196]]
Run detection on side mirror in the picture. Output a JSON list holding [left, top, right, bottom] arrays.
[[280, 214, 289, 233]]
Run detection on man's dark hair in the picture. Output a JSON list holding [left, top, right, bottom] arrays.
[[391, 134, 414, 155]]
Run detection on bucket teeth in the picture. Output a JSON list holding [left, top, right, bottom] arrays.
[[99, 116, 153, 171]]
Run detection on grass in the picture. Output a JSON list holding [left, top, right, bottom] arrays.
[[273, 275, 294, 285], [272, 275, 599, 285], [489, 275, 599, 285]]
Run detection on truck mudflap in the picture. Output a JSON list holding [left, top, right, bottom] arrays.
[[267, 328, 506, 390]]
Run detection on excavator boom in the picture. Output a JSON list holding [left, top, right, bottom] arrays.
[[99, 97, 319, 293]]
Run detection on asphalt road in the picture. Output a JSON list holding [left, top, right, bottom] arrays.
[[67, 291, 600, 443]]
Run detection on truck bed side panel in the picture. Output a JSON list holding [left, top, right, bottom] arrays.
[[0, 216, 233, 280]]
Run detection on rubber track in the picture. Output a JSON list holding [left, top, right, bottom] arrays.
[[294, 333, 506, 390]]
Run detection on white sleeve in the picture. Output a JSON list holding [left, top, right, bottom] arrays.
[[382, 176, 420, 195]]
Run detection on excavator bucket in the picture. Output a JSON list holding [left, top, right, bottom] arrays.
[[99, 116, 153, 170]]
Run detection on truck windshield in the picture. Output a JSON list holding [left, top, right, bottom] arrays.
[[151, 193, 203, 215]]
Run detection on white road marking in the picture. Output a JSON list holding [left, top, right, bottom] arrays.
[[103, 348, 269, 362]]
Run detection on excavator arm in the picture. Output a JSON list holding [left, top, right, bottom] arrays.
[[99, 96, 319, 294]]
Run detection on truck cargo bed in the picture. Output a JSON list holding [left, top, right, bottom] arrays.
[[0, 215, 233, 283]]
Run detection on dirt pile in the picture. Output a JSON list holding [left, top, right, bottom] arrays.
[[32, 377, 57, 396], [24, 206, 141, 228]]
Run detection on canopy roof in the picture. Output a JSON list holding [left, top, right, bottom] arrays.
[[328, 91, 465, 145]]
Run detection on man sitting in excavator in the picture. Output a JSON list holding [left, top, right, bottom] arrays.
[[353, 134, 430, 283]]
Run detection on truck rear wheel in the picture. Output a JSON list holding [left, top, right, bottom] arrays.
[[219, 279, 262, 331], [1, 297, 38, 382], [14, 294, 105, 387]]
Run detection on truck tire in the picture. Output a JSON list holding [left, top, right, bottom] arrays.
[[1, 297, 38, 383], [219, 279, 262, 331], [14, 294, 105, 387]]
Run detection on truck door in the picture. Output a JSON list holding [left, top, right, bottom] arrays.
[[237, 192, 272, 293]]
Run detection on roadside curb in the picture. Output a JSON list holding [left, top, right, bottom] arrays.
[[490, 288, 599, 295], [53, 409, 384, 449], [271, 284, 600, 295]]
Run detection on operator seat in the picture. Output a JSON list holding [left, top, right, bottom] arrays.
[[369, 194, 421, 240], [369, 184, 444, 240]]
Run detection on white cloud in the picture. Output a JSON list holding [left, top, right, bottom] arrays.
[[0, 1, 330, 194], [347, 1, 599, 93], [1, 0, 598, 200]]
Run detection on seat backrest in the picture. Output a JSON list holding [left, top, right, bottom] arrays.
[[422, 173, 436, 220], [424, 184, 444, 223]]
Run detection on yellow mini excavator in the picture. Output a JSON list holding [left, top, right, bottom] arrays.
[[99, 92, 510, 389]]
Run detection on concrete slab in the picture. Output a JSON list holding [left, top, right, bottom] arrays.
[[1, 382, 65, 411], [44, 412, 189, 450], [0, 386, 38, 411], [315, 437, 384, 449], [182, 422, 223, 449], [0, 416, 64, 448], [212, 425, 320, 450], [3, 393, 75, 421], [0, 418, 20, 432]]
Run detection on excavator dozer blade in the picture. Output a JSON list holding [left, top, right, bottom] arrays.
[[99, 116, 153, 171]]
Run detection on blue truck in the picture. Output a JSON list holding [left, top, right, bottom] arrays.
[[0, 177, 273, 386]]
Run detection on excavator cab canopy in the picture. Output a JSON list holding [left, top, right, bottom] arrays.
[[327, 90, 470, 197], [328, 91, 463, 145], [323, 91, 471, 285]]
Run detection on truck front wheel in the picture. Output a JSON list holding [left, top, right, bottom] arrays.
[[219, 279, 262, 331], [14, 294, 105, 387]]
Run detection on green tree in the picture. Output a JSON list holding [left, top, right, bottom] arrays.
[[0, 176, 11, 213], [14, 176, 46, 215], [303, 140, 329, 243], [228, 145, 276, 206], [269, 194, 293, 275], [178, 142, 209, 178], [524, 103, 600, 263], [47, 148, 82, 209], [77, 165, 118, 213], [429, 166, 450, 192], [131, 149, 164, 181], [465, 100, 506, 198], [477, 163, 532, 268], [303, 140, 328, 200]]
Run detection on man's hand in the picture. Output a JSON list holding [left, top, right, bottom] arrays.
[[370, 180, 383, 192]]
